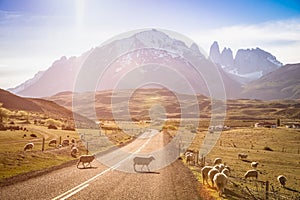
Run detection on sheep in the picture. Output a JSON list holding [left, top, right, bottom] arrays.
[[77, 154, 96, 168], [218, 163, 225, 171], [251, 161, 259, 168], [201, 166, 213, 185], [62, 139, 69, 147], [213, 158, 222, 165], [185, 152, 195, 165], [277, 175, 287, 187], [208, 167, 220, 187], [133, 156, 155, 172], [222, 168, 230, 177], [244, 169, 258, 180], [213, 172, 228, 196], [71, 146, 79, 158], [24, 143, 34, 151], [238, 153, 248, 159], [71, 138, 76, 144], [48, 139, 57, 146]]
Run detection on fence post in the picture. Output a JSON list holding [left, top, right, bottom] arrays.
[[266, 180, 269, 200], [195, 151, 199, 165], [42, 137, 45, 152], [59, 136, 62, 145], [86, 141, 89, 154]]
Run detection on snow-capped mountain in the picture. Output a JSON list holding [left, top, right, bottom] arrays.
[[209, 41, 283, 83], [9, 29, 241, 98]]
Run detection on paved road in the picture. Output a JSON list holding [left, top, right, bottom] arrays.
[[0, 130, 201, 200]]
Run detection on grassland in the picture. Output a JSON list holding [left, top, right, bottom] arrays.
[[184, 126, 300, 200]]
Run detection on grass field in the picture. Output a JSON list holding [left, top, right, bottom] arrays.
[[184, 126, 300, 200]]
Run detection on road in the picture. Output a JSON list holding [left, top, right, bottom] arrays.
[[0, 130, 201, 200]]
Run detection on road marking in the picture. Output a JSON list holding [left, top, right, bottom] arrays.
[[59, 184, 89, 200], [52, 129, 158, 200]]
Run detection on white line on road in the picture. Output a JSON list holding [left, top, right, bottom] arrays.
[[52, 129, 158, 200]]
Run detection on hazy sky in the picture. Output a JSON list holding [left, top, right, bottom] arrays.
[[0, 0, 300, 89]]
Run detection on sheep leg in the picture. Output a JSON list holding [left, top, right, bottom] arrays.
[[147, 165, 150, 172], [133, 164, 137, 171], [141, 165, 144, 171]]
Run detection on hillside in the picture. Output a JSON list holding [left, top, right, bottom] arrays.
[[241, 63, 300, 100], [47, 88, 300, 122], [0, 89, 95, 127]]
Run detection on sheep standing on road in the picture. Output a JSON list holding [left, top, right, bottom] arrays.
[[222, 168, 230, 177], [201, 166, 213, 185], [277, 175, 287, 187], [77, 154, 96, 168], [24, 143, 34, 151], [244, 169, 258, 180], [133, 156, 155, 172], [62, 139, 69, 147], [213, 172, 228, 196]]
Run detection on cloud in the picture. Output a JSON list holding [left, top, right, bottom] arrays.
[[190, 18, 300, 64]]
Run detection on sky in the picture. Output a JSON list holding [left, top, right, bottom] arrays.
[[0, 0, 300, 89]]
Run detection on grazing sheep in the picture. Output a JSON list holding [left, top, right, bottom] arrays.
[[201, 166, 213, 185], [77, 154, 96, 168], [133, 156, 155, 172], [71, 138, 76, 144], [213, 158, 222, 165], [24, 143, 34, 151], [213, 172, 228, 196], [277, 175, 287, 187], [62, 139, 69, 147], [238, 153, 248, 159], [71, 147, 79, 157], [244, 169, 258, 180], [222, 168, 230, 177], [218, 163, 225, 171], [208, 167, 220, 187], [251, 161, 259, 168], [48, 139, 57, 146], [185, 152, 195, 165], [224, 165, 231, 173]]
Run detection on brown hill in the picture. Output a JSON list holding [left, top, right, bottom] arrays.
[[47, 88, 300, 122], [0, 89, 95, 127]]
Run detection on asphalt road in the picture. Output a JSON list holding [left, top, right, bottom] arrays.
[[0, 130, 201, 200]]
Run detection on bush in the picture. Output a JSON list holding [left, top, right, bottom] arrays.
[[48, 124, 58, 129], [62, 126, 75, 131], [263, 146, 273, 151], [30, 133, 37, 138], [0, 123, 7, 131]]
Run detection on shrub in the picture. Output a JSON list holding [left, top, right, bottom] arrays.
[[48, 124, 58, 129], [30, 133, 37, 138], [263, 146, 273, 151]]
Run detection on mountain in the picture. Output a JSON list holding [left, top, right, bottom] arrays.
[[241, 63, 300, 100], [0, 89, 94, 127], [9, 29, 241, 99], [209, 42, 283, 83]]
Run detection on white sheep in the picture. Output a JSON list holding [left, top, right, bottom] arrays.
[[77, 154, 96, 168], [213, 172, 228, 196], [277, 175, 287, 187], [201, 166, 213, 185], [244, 169, 258, 179], [213, 158, 222, 165], [24, 143, 34, 151], [185, 152, 195, 165], [71, 146, 79, 157], [238, 153, 248, 159], [133, 156, 155, 172], [48, 139, 57, 146], [218, 163, 225, 171], [208, 167, 220, 188], [62, 139, 69, 147], [222, 168, 230, 177], [251, 161, 259, 168]]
